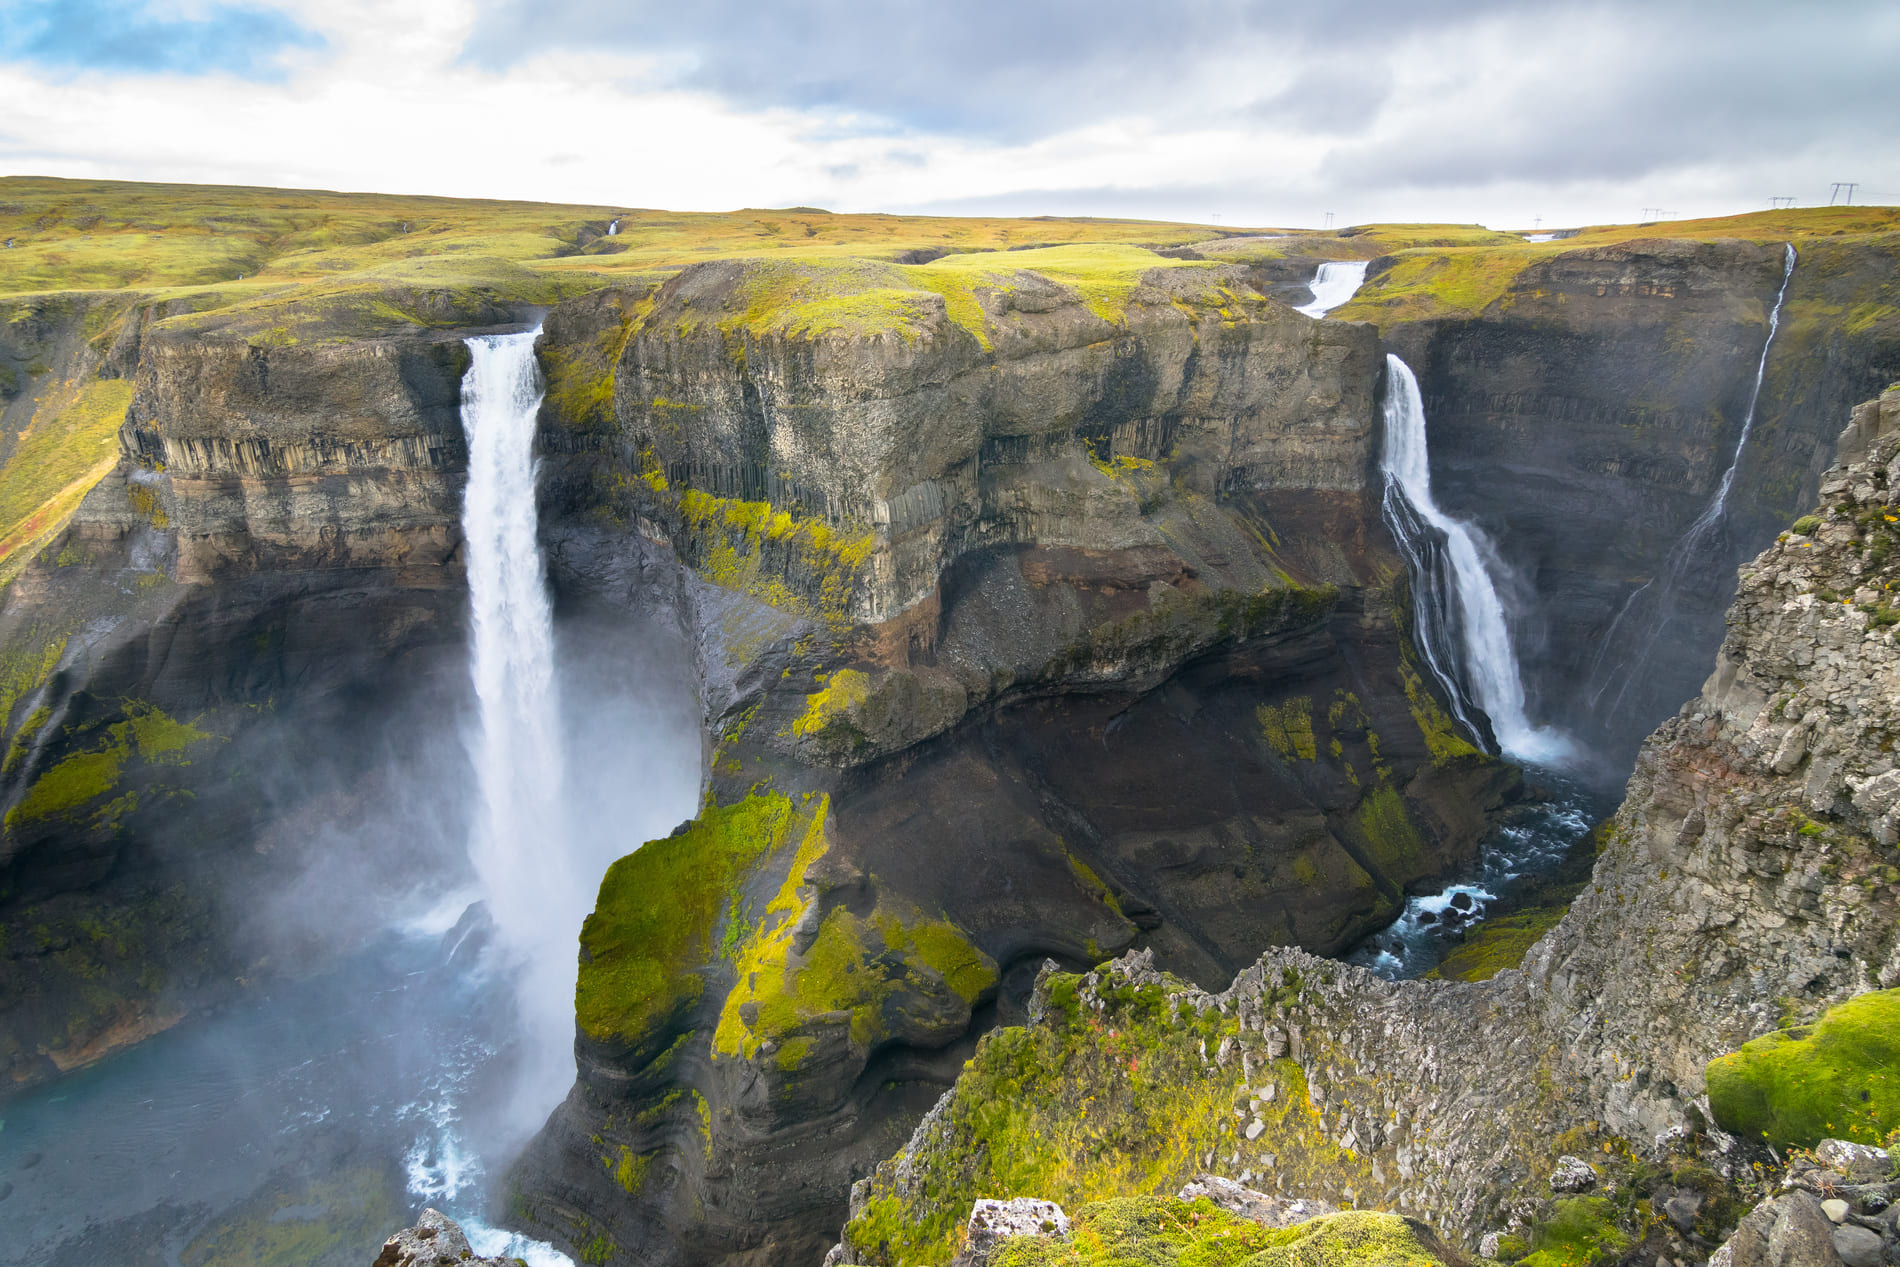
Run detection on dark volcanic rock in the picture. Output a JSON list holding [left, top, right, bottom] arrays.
[[1382, 234, 1900, 765]]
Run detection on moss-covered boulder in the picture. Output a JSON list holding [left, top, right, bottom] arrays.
[[1705, 988, 1900, 1150], [987, 1197, 1463, 1267]]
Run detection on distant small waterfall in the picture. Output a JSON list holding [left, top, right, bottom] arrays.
[[1380, 354, 1571, 765], [1297, 260, 1370, 318], [1583, 244, 1797, 725]]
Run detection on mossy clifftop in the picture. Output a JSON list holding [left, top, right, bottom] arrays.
[[1705, 988, 1900, 1150]]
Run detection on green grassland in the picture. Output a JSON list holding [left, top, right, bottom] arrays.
[[1331, 206, 1900, 328], [0, 175, 1263, 300]]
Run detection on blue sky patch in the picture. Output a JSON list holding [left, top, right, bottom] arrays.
[[0, 0, 324, 79]]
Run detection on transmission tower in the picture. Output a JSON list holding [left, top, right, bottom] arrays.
[[1830, 182, 1859, 205], [1323, 211, 1335, 229], [1770, 196, 1795, 209]]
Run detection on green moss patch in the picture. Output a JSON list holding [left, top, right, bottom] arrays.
[[1425, 905, 1566, 982], [1517, 1197, 1631, 1267], [0, 376, 132, 585], [993, 1199, 1452, 1267], [1705, 987, 1900, 1149], [677, 487, 876, 627], [714, 867, 998, 1060], [576, 791, 824, 1049], [1258, 697, 1318, 762], [6, 700, 217, 829], [843, 968, 1379, 1267]]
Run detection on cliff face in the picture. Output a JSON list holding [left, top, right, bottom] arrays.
[[1378, 233, 1900, 765], [123, 329, 474, 580], [509, 254, 1522, 1267], [836, 388, 1900, 1259], [0, 301, 498, 1094]]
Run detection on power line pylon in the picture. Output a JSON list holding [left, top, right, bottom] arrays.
[[1830, 183, 1859, 205]]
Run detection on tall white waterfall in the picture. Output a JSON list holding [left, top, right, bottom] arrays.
[[457, 330, 579, 1108], [1380, 354, 1571, 765], [1296, 260, 1370, 318]]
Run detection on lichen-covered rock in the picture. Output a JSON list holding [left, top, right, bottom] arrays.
[[955, 1199, 1071, 1267], [372, 1208, 514, 1267]]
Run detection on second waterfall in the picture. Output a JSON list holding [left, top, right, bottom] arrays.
[[1379, 354, 1571, 765]]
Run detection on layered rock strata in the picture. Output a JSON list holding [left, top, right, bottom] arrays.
[[1381, 236, 1900, 763], [510, 256, 1522, 1266], [835, 388, 1900, 1257]]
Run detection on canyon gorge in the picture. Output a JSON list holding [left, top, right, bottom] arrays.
[[0, 180, 1897, 1267]]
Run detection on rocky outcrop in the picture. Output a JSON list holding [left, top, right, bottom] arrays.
[[373, 1209, 514, 1267], [832, 388, 1900, 1258], [509, 255, 1522, 1267], [1381, 234, 1900, 765]]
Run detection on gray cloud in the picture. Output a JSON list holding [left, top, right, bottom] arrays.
[[462, 0, 1896, 211], [464, 0, 1529, 140]]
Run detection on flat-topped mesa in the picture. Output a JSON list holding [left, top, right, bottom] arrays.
[[538, 246, 1380, 626]]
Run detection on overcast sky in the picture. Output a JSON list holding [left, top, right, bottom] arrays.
[[0, 0, 1892, 229]]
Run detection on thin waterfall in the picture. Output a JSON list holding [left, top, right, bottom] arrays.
[[1297, 260, 1370, 318], [1686, 242, 1797, 534], [1582, 244, 1797, 722], [1380, 354, 1572, 765]]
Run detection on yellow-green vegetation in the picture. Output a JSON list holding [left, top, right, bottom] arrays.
[[989, 1198, 1452, 1267], [1257, 697, 1317, 762], [1516, 1197, 1631, 1267], [790, 668, 873, 739], [6, 701, 217, 829], [1330, 208, 1900, 329], [842, 968, 1379, 1267], [0, 377, 133, 583], [1705, 987, 1900, 1149], [576, 791, 825, 1049], [0, 625, 68, 731], [1395, 651, 1484, 764], [675, 245, 1220, 350], [609, 1144, 655, 1195], [1353, 785, 1423, 871], [712, 798, 996, 1062], [0, 175, 1244, 300], [1425, 905, 1567, 982], [678, 488, 876, 626], [177, 1162, 406, 1267]]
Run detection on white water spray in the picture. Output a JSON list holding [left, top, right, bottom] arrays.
[[454, 332, 589, 1132], [1380, 355, 1572, 765], [1296, 260, 1370, 318]]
